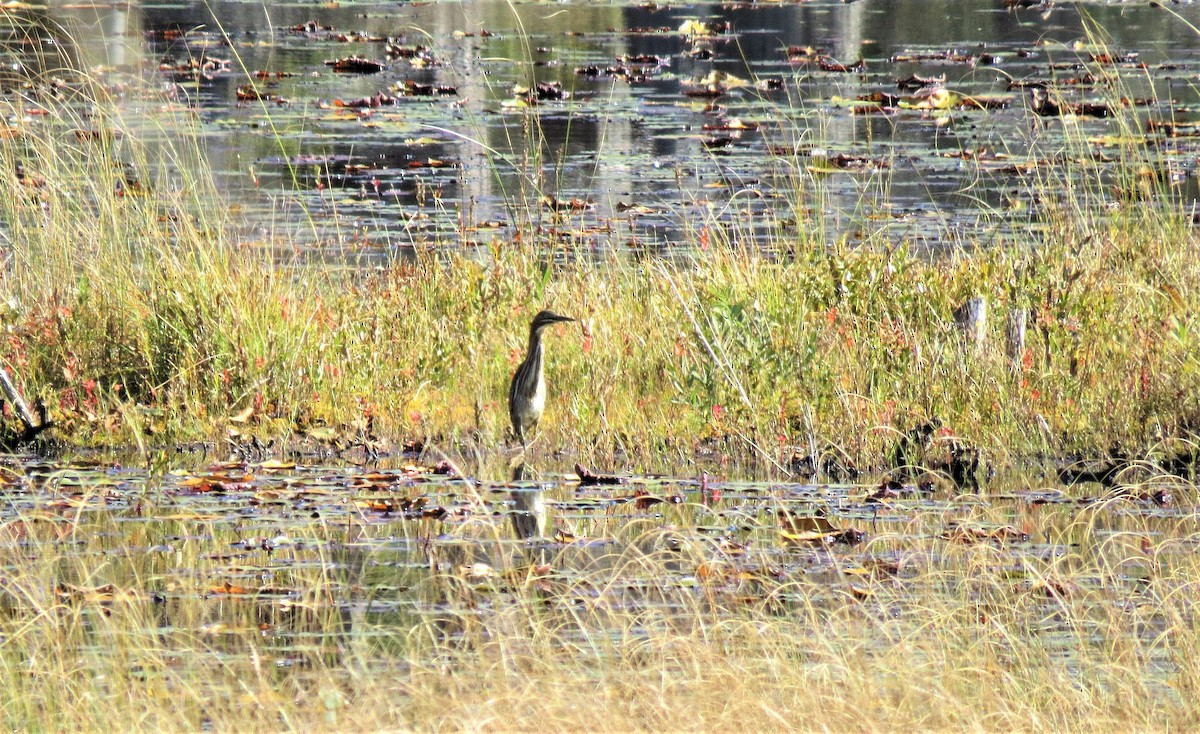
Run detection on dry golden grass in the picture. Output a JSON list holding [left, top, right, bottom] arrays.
[[0, 482, 1197, 732], [0, 16, 1197, 733]]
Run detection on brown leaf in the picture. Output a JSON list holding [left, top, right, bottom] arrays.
[[575, 463, 625, 486], [777, 508, 837, 534], [325, 56, 386, 74]]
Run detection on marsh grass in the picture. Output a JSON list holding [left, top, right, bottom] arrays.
[[0, 13, 1196, 472], [1, 475, 1199, 731], [2, 9, 1200, 732]]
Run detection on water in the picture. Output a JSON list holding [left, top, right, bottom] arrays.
[[26, 0, 1200, 258], [3, 449, 1188, 655]]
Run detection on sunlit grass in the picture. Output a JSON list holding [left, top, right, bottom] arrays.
[[0, 15, 1199, 730], [0, 14, 1191, 471], [0, 18, 1196, 470], [4, 130, 1199, 467], [0, 480, 1197, 731]]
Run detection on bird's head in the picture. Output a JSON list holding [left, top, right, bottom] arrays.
[[530, 309, 575, 334]]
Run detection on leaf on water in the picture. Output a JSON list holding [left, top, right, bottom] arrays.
[[630, 489, 684, 510], [678, 20, 720, 38], [807, 152, 890, 174], [542, 195, 593, 212], [358, 495, 428, 514], [786, 45, 824, 64], [210, 581, 251, 595], [258, 459, 296, 471], [902, 87, 959, 110], [325, 56, 386, 74], [351, 472, 405, 489], [575, 463, 625, 486], [615, 202, 659, 215], [852, 91, 901, 109], [460, 563, 493, 582], [430, 461, 460, 478], [209, 461, 249, 472], [698, 70, 748, 89], [942, 520, 1029, 544], [178, 473, 254, 493], [896, 73, 946, 90], [778, 509, 865, 545], [819, 58, 866, 73], [334, 92, 396, 108], [958, 95, 1012, 110], [1147, 120, 1200, 138]]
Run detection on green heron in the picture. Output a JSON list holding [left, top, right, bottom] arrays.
[[508, 309, 575, 445]]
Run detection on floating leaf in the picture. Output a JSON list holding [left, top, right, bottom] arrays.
[[258, 459, 296, 471]]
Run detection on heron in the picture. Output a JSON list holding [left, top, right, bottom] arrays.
[[508, 309, 575, 446]]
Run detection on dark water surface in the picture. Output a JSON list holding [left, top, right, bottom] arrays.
[[31, 0, 1200, 257]]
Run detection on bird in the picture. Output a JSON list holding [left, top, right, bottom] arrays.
[[508, 309, 575, 445]]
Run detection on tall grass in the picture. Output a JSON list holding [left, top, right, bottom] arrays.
[[1, 487, 1198, 731], [1, 13, 1199, 732], [0, 11, 1197, 472]]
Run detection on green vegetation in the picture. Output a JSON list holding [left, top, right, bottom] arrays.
[[0, 11, 1199, 734], [1, 61, 1198, 467]]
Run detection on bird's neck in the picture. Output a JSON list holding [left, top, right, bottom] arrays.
[[525, 330, 545, 370]]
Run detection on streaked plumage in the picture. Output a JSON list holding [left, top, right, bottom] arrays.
[[509, 310, 574, 444]]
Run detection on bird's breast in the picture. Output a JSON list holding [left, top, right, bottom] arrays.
[[529, 375, 546, 414]]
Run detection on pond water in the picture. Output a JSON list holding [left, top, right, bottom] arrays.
[[24, 0, 1200, 259], [3, 448, 1190, 684]]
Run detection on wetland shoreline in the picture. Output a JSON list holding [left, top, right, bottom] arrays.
[[2, 2, 1200, 730]]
